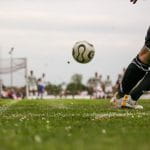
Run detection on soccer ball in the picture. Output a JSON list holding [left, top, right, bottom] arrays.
[[72, 41, 95, 64]]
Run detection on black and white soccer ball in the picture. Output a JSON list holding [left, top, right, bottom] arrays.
[[72, 41, 95, 64]]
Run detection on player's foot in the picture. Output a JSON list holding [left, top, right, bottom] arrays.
[[111, 94, 143, 109], [121, 95, 143, 109], [110, 92, 122, 108]]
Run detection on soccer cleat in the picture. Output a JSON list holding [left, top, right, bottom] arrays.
[[121, 95, 143, 109], [110, 93, 122, 108]]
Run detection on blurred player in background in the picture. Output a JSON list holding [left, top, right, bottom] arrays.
[[27, 70, 37, 99], [104, 75, 113, 98], [37, 73, 46, 99], [114, 68, 126, 92], [93, 72, 105, 99], [111, 0, 150, 109]]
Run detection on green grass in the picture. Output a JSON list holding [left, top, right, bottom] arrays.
[[0, 99, 150, 150]]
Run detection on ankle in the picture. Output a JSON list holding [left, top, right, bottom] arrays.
[[116, 91, 124, 99]]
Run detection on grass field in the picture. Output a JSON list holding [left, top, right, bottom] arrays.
[[0, 99, 150, 150]]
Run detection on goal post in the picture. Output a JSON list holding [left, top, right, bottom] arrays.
[[0, 79, 2, 97], [0, 57, 28, 98]]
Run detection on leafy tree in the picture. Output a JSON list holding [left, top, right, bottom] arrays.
[[46, 83, 62, 96], [71, 74, 83, 84], [66, 74, 87, 98]]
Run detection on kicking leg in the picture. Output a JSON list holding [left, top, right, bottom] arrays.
[[129, 27, 150, 100], [121, 27, 150, 109], [130, 72, 150, 101], [111, 27, 150, 109], [130, 26, 150, 101], [111, 55, 148, 108], [118, 26, 150, 98], [117, 55, 149, 98]]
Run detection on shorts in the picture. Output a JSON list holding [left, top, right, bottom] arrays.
[[29, 85, 37, 91], [105, 86, 113, 93], [38, 85, 45, 93], [145, 26, 150, 49]]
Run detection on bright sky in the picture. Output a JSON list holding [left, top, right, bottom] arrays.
[[0, 0, 149, 85]]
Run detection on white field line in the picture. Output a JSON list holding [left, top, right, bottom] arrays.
[[50, 103, 69, 109], [1, 111, 150, 121], [94, 112, 150, 120], [0, 100, 20, 115]]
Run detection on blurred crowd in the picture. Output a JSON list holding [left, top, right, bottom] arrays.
[[0, 68, 126, 100], [0, 70, 47, 100], [88, 68, 126, 99]]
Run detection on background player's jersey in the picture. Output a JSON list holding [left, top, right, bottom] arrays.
[[28, 75, 37, 87]]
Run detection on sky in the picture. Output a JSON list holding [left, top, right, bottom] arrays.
[[0, 0, 150, 85]]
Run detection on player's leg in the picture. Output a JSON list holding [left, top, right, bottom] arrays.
[[118, 26, 150, 97], [117, 55, 149, 98], [130, 72, 150, 101], [110, 55, 148, 107], [128, 27, 150, 100], [29, 86, 33, 98], [123, 27, 150, 109], [40, 86, 44, 99], [119, 72, 150, 110], [33, 85, 38, 98], [145, 26, 150, 51], [37, 85, 40, 99], [122, 27, 150, 109], [129, 26, 150, 101], [112, 27, 150, 108]]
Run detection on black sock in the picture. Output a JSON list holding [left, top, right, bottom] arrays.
[[118, 56, 149, 98], [130, 72, 150, 101], [145, 26, 150, 49]]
